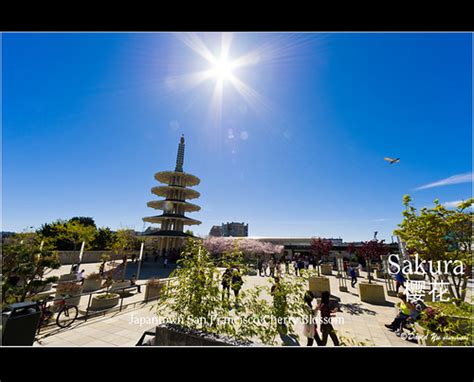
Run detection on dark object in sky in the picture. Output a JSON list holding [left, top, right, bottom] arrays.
[[384, 157, 400, 164]]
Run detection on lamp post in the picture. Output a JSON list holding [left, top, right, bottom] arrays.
[[78, 241, 85, 263], [136, 242, 145, 280]]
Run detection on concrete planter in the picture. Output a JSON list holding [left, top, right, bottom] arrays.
[[83, 278, 103, 293], [90, 293, 120, 311], [321, 264, 333, 276], [358, 282, 386, 304], [55, 286, 83, 306], [145, 282, 163, 302], [308, 276, 330, 298], [374, 269, 386, 279], [58, 274, 77, 283]]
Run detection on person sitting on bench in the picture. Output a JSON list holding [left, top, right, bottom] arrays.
[[385, 293, 416, 332]]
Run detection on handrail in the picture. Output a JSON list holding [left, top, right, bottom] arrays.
[[36, 277, 178, 330]]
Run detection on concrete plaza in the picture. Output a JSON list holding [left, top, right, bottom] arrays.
[[34, 261, 418, 347]]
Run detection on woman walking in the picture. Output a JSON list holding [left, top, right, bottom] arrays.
[[221, 268, 232, 300], [231, 267, 243, 306], [317, 291, 340, 346], [303, 290, 322, 346]]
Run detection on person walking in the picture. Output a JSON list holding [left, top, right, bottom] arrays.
[[221, 268, 232, 300], [317, 291, 340, 346], [77, 269, 85, 284], [163, 253, 169, 268], [297, 257, 305, 276], [304, 256, 310, 270], [231, 267, 243, 306], [303, 290, 322, 346], [285, 253, 291, 274], [275, 261, 283, 278], [268, 258, 276, 278], [293, 256, 299, 276], [257, 257, 264, 277], [99, 261, 106, 277], [349, 265, 358, 288], [395, 270, 406, 293]]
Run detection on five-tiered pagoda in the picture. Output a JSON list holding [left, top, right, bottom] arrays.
[[143, 135, 201, 256]]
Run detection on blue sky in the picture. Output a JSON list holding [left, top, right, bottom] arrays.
[[2, 32, 472, 241]]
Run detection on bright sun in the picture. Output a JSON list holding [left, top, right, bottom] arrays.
[[210, 56, 234, 81]]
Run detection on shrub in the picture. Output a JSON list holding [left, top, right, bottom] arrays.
[[418, 303, 473, 346], [56, 282, 82, 295], [95, 293, 119, 300], [86, 272, 102, 281]]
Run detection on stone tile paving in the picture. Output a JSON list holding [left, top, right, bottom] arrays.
[[35, 266, 418, 347]]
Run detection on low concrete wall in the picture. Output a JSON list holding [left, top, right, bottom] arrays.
[[145, 324, 253, 346], [56, 251, 137, 265]]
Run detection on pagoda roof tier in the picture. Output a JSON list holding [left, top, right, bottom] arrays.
[[147, 199, 201, 212], [154, 171, 200, 187], [143, 214, 201, 226], [142, 230, 193, 238], [151, 186, 200, 200]]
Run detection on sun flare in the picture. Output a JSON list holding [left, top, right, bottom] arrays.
[[210, 56, 234, 81]]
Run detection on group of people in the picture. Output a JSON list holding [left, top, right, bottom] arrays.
[[72, 262, 141, 293], [302, 290, 340, 346], [221, 267, 243, 303], [257, 257, 284, 278], [257, 254, 322, 278]]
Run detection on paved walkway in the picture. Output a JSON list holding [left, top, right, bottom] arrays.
[[35, 266, 418, 347]]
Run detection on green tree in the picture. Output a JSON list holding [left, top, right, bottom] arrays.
[[394, 196, 473, 304], [92, 227, 115, 250], [37, 219, 69, 250], [157, 239, 228, 332], [37, 218, 98, 250], [157, 239, 308, 345], [2, 233, 61, 304], [269, 276, 306, 336], [61, 220, 97, 251], [112, 229, 140, 255], [69, 216, 96, 228]]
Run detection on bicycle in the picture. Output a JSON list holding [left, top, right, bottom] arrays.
[[37, 295, 79, 332]]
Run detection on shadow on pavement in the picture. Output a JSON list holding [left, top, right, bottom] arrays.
[[122, 261, 177, 280], [339, 303, 377, 316]]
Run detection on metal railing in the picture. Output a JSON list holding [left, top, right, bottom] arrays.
[[36, 277, 177, 333]]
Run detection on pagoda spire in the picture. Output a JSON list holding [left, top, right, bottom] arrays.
[[143, 134, 201, 257], [175, 134, 185, 172]]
